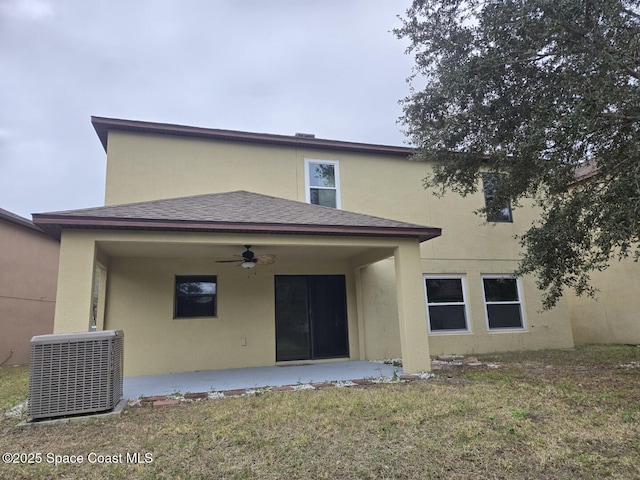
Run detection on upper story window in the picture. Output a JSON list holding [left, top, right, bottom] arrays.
[[305, 159, 341, 209], [174, 275, 217, 318], [482, 173, 512, 222]]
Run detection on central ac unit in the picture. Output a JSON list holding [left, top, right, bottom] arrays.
[[27, 330, 124, 420]]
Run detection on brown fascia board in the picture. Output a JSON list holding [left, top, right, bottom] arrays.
[[91, 116, 415, 157], [573, 162, 600, 183], [31, 214, 442, 243]]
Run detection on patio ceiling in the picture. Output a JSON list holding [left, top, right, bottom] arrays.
[[96, 240, 395, 264]]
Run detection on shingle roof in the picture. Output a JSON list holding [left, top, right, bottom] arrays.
[[32, 190, 441, 242], [0, 207, 47, 234]]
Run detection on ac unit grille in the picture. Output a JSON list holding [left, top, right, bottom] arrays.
[[28, 330, 124, 420]]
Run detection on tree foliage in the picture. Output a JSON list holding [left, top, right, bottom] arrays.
[[395, 0, 640, 308]]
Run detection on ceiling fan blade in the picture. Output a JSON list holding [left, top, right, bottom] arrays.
[[215, 247, 273, 265], [256, 254, 276, 265]]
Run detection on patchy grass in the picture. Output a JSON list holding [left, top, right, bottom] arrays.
[[1, 345, 639, 479], [0, 365, 28, 412], [478, 343, 639, 367]]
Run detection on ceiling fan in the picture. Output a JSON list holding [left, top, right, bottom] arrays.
[[216, 245, 276, 269]]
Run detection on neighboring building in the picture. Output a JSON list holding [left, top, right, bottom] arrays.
[[0, 208, 59, 365], [32, 117, 574, 376], [566, 163, 640, 344]]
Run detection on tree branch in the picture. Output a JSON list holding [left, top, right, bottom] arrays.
[[601, 113, 640, 122]]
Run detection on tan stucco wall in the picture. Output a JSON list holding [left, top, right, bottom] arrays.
[[104, 132, 301, 206], [359, 261, 400, 360], [0, 220, 59, 364], [95, 130, 575, 361], [103, 131, 536, 262], [53, 231, 97, 333], [393, 242, 432, 372], [106, 256, 364, 376], [361, 257, 574, 357], [53, 230, 431, 376], [567, 259, 640, 344]]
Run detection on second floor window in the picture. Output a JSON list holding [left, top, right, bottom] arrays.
[[482, 173, 512, 222], [305, 159, 341, 209]]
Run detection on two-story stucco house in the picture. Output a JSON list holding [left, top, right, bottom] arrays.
[[32, 117, 575, 376]]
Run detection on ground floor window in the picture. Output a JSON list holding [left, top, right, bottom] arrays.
[[482, 276, 524, 330], [424, 275, 469, 332], [174, 275, 217, 318]]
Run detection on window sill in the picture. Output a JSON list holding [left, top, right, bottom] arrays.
[[487, 327, 526, 333], [428, 330, 472, 335]]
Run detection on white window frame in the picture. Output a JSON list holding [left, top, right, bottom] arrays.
[[481, 275, 526, 331], [482, 173, 513, 223], [423, 274, 471, 334], [304, 158, 341, 209]]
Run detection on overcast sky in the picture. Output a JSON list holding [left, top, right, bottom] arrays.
[[0, 0, 416, 219]]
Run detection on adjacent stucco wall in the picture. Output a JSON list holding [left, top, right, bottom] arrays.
[[567, 259, 640, 344], [0, 220, 59, 364]]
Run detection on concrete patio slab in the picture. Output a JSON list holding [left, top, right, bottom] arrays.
[[123, 361, 401, 399]]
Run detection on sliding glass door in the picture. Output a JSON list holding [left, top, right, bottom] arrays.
[[275, 275, 349, 361]]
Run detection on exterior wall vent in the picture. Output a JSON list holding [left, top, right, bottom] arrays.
[[295, 132, 315, 138], [27, 330, 124, 420]]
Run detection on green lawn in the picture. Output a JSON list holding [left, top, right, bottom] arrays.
[[1, 344, 639, 479]]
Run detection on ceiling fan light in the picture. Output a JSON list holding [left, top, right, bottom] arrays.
[[241, 261, 256, 269]]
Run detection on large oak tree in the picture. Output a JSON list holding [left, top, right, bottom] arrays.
[[395, 0, 640, 308]]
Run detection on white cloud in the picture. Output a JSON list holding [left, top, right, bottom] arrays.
[[0, 0, 54, 21], [0, 0, 414, 218]]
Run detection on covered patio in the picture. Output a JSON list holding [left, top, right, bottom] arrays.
[[123, 360, 402, 399], [33, 191, 441, 377]]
